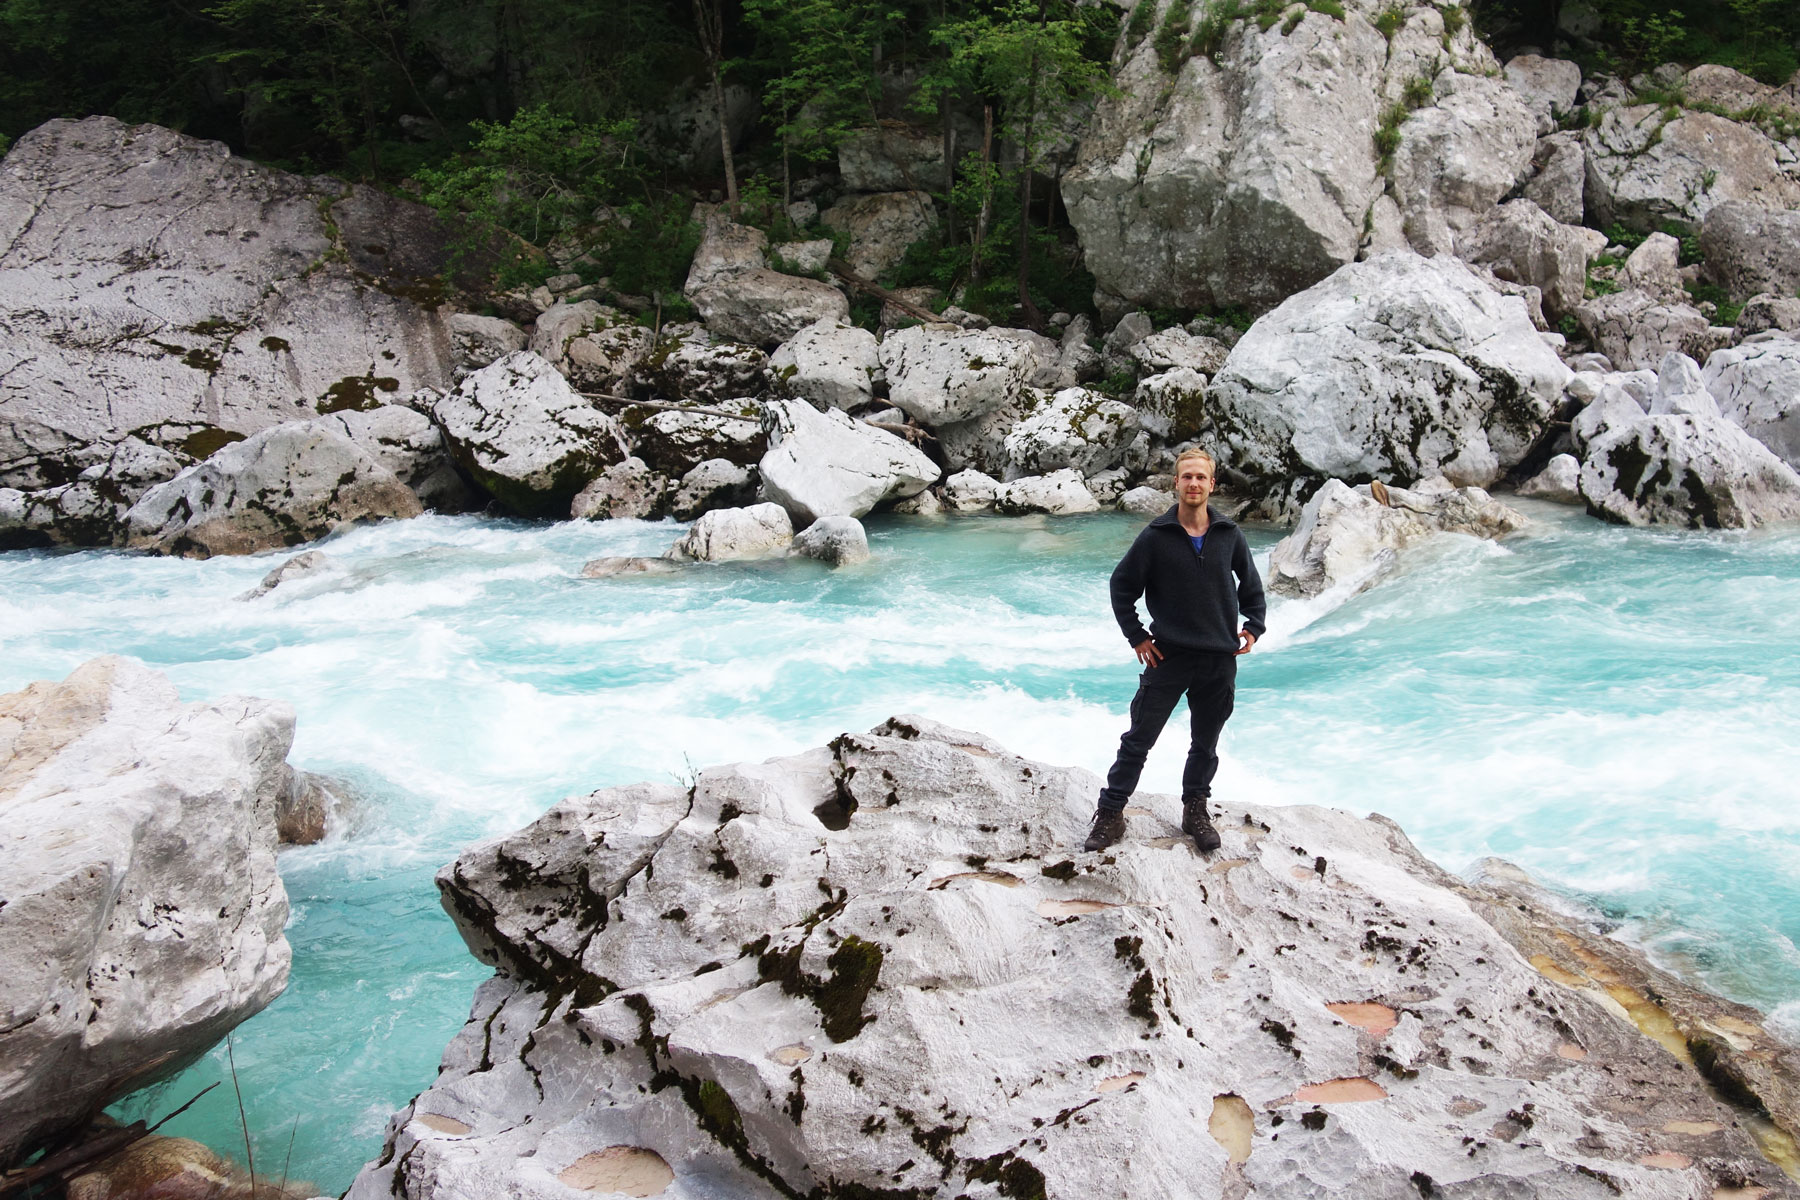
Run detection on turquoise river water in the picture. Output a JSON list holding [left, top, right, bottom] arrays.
[[2, 502, 1798, 1193]]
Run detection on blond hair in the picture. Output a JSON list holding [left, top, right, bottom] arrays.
[[1173, 448, 1215, 474]]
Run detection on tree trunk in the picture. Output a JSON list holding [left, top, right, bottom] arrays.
[[1016, 30, 1043, 326], [941, 93, 957, 248], [693, 0, 738, 211], [972, 104, 994, 288]]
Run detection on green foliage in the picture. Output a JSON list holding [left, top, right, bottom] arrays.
[[1402, 73, 1435, 108], [1684, 279, 1743, 324], [1374, 102, 1407, 170], [1438, 3, 1466, 37], [1557, 313, 1580, 338], [1155, 0, 1196, 72], [1253, 0, 1288, 32], [1374, 5, 1406, 38], [597, 200, 704, 312], [1190, 0, 1242, 59], [1308, 0, 1346, 20], [742, 0, 899, 168], [416, 105, 635, 250], [1477, 0, 1800, 85], [1126, 0, 1160, 48]]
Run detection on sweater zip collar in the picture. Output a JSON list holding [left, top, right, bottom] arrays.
[[1149, 504, 1235, 533]]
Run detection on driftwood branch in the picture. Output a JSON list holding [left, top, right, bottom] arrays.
[[828, 258, 940, 325]]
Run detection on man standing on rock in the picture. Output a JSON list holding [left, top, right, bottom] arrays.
[[1085, 448, 1266, 854]]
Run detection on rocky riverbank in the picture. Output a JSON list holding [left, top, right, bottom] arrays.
[[345, 715, 1800, 1200]]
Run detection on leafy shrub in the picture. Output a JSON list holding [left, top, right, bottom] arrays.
[[1374, 5, 1405, 38], [1155, 0, 1196, 72], [1126, 0, 1159, 48]]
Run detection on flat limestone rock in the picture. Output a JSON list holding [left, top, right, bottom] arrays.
[[348, 717, 1798, 1200], [0, 657, 293, 1167]]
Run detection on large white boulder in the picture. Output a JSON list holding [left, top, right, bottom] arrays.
[[1063, 1, 1515, 314], [0, 657, 292, 1166], [1579, 412, 1800, 528], [663, 502, 793, 562], [1503, 54, 1582, 134], [0, 117, 456, 498], [879, 325, 1037, 426], [1583, 106, 1800, 233], [0, 437, 186, 549], [1456, 199, 1592, 319], [1518, 453, 1582, 503], [1703, 338, 1800, 469], [1002, 387, 1140, 479], [570, 458, 669, 521], [348, 717, 1790, 1200], [769, 319, 880, 411], [123, 421, 421, 557], [1268, 478, 1527, 597], [1208, 253, 1570, 515], [431, 351, 628, 516], [757, 400, 940, 524], [312, 403, 470, 511]]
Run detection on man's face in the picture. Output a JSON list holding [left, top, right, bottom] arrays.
[[1177, 458, 1215, 507]]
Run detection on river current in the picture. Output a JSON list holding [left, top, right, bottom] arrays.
[[3, 503, 1797, 1193]]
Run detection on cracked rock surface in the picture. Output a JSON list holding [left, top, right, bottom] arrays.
[[0, 116, 455, 496], [349, 717, 1797, 1200], [0, 657, 293, 1167]]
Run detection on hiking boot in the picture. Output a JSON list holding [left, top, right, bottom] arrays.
[[1182, 794, 1221, 853], [1083, 808, 1127, 852]]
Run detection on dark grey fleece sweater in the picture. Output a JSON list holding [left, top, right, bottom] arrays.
[[1109, 506, 1267, 653]]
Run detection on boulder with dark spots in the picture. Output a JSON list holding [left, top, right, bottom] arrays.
[[879, 325, 1038, 426], [0, 117, 456, 501], [670, 459, 757, 520], [570, 458, 670, 521], [1002, 387, 1141, 480], [123, 421, 422, 557], [1579, 413, 1800, 528], [788, 515, 871, 567], [768, 319, 880, 411], [637, 326, 770, 405], [1703, 337, 1800, 469], [993, 468, 1100, 515], [1583, 105, 1800, 234], [620, 401, 766, 479], [347, 716, 1799, 1200], [1572, 289, 1728, 373], [430, 351, 627, 517], [1699, 201, 1800, 302]]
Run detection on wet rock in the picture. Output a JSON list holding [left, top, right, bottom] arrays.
[[663, 502, 793, 562], [570, 458, 669, 521], [124, 422, 421, 557], [879, 325, 1037, 426], [237, 550, 333, 600], [992, 468, 1099, 515], [757, 399, 939, 524], [1002, 387, 1140, 479], [0, 657, 292, 1166], [1703, 337, 1800, 468], [348, 716, 1796, 1200], [68, 1133, 314, 1200], [0, 117, 456, 500], [820, 191, 937, 280], [277, 765, 349, 846], [1699, 201, 1800, 302], [0, 437, 188, 549], [1269, 478, 1528, 597], [670, 459, 757, 521], [1519, 453, 1583, 503], [430, 351, 627, 517], [769, 319, 880, 411], [579, 556, 683, 579], [1209, 253, 1569, 517], [789, 515, 870, 567], [942, 469, 1000, 513], [1579, 412, 1800, 528]]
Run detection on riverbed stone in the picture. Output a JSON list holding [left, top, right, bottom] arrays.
[[1579, 412, 1800, 528], [788, 515, 871, 567], [638, 326, 770, 405], [620, 400, 766, 478], [1519, 453, 1583, 502], [448, 313, 530, 377], [123, 421, 422, 557], [1208, 252, 1570, 517], [570, 458, 669, 521], [430, 351, 628, 517], [0, 657, 292, 1167], [1520, 131, 1588, 226], [757, 399, 940, 525], [346, 716, 1797, 1200], [942, 469, 1000, 513], [663, 502, 793, 562], [670, 459, 757, 521]]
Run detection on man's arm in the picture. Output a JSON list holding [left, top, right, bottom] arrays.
[[1233, 530, 1267, 652], [1109, 537, 1152, 649]]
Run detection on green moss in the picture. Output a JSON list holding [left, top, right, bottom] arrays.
[[1126, 969, 1160, 1025], [818, 936, 884, 1042], [1154, 0, 1195, 71], [1373, 4, 1404, 38], [1402, 74, 1434, 110], [318, 373, 399, 413], [963, 1152, 1048, 1200], [178, 427, 246, 460], [696, 1079, 742, 1134], [181, 347, 222, 373], [260, 336, 291, 353], [1125, 0, 1159, 49]]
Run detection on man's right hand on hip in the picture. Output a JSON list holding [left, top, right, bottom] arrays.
[[1134, 639, 1164, 668]]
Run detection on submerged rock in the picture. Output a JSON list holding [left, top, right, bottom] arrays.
[[349, 716, 1797, 1200], [0, 657, 293, 1167], [1268, 478, 1528, 597]]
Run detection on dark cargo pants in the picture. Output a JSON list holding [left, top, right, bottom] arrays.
[[1099, 645, 1237, 812]]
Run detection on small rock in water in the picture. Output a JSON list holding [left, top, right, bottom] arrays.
[[663, 502, 794, 562], [1117, 486, 1175, 515], [580, 556, 683, 579], [238, 550, 334, 600], [789, 515, 870, 566], [1518, 454, 1582, 504]]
